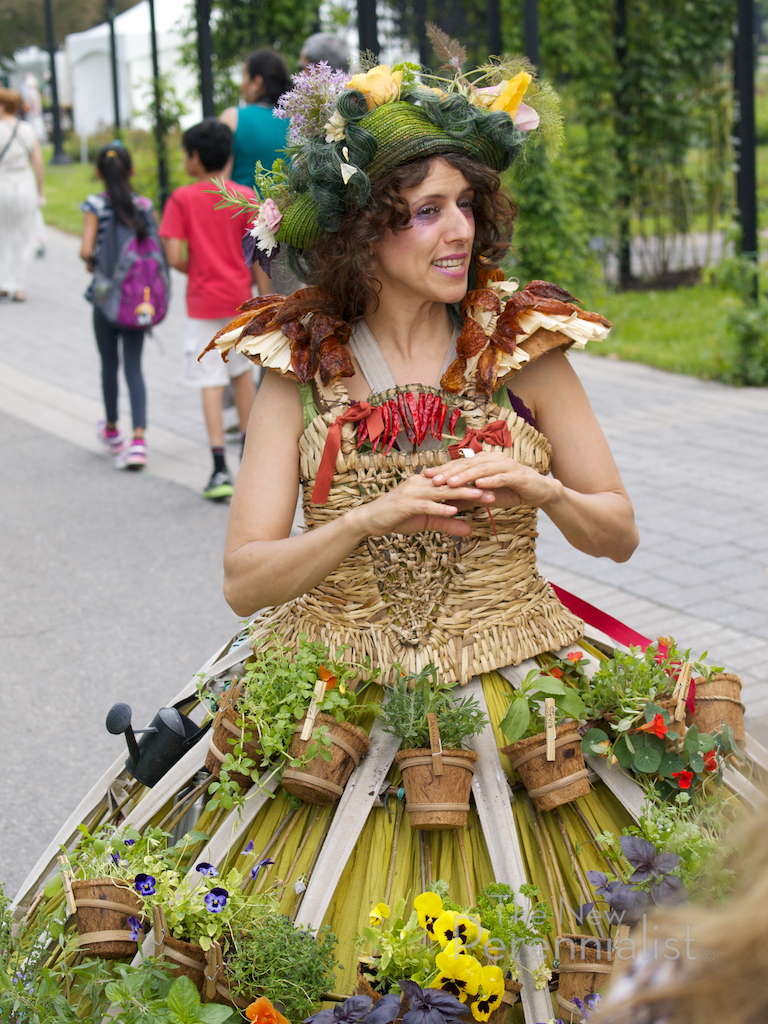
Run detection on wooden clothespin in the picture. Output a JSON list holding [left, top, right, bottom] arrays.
[[672, 663, 693, 723], [204, 941, 224, 1002], [152, 905, 166, 958], [427, 712, 443, 775], [58, 855, 77, 917], [301, 676, 328, 741], [544, 698, 557, 761]]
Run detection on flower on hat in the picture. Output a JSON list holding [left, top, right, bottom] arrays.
[[472, 72, 539, 130], [346, 65, 402, 110], [489, 71, 531, 116], [248, 199, 283, 257], [324, 109, 346, 143]]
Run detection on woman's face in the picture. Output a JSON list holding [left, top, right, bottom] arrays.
[[371, 159, 476, 309]]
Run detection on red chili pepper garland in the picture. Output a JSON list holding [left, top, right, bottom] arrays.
[[386, 401, 400, 454], [416, 393, 427, 445], [406, 392, 420, 447], [354, 392, 464, 449], [357, 418, 368, 448], [448, 408, 461, 437]]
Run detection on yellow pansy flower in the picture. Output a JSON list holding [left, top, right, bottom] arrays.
[[432, 944, 482, 1002], [470, 965, 505, 1022], [414, 891, 444, 935], [489, 72, 532, 117], [346, 65, 403, 110], [433, 910, 480, 949], [369, 901, 391, 925]]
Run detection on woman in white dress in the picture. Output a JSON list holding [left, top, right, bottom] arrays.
[[0, 87, 44, 302]]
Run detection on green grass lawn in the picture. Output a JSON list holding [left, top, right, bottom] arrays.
[[42, 154, 98, 236], [580, 283, 737, 379]]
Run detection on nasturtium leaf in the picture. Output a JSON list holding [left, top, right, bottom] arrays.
[[632, 745, 662, 773], [613, 735, 634, 768], [657, 751, 686, 778], [581, 728, 611, 757]]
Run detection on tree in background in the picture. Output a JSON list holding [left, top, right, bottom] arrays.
[[0, 0, 140, 62]]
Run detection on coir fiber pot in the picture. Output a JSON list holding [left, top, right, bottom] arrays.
[[356, 961, 406, 1021], [282, 713, 371, 805], [204, 699, 262, 789], [689, 673, 746, 747], [556, 935, 615, 1015], [502, 727, 590, 812], [395, 747, 479, 830], [71, 877, 143, 959]]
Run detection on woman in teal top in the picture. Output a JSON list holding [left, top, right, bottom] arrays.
[[220, 48, 291, 188]]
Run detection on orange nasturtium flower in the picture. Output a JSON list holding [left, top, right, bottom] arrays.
[[635, 713, 668, 739], [567, 651, 583, 663], [318, 664, 338, 689], [245, 997, 290, 1024], [671, 769, 694, 789], [703, 749, 718, 772]]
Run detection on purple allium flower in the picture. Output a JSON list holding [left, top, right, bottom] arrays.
[[274, 62, 350, 146], [250, 858, 275, 881], [195, 862, 218, 877], [204, 887, 229, 913], [134, 873, 156, 896], [128, 916, 143, 941]]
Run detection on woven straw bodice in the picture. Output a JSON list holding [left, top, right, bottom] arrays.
[[250, 375, 584, 684]]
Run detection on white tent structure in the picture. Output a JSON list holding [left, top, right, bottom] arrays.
[[65, 0, 202, 137]]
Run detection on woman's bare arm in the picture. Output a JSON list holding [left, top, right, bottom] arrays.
[[223, 371, 488, 616], [80, 211, 98, 267], [425, 349, 639, 562], [30, 139, 44, 197]]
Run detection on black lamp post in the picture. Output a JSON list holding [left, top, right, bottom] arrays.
[[357, 0, 379, 58], [43, 0, 71, 163], [148, 0, 170, 210], [523, 0, 540, 68], [734, 0, 758, 298], [106, 0, 121, 134], [196, 0, 215, 119]]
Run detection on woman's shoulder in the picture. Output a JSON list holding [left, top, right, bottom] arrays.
[[16, 119, 36, 144]]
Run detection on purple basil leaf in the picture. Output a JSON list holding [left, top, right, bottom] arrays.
[[577, 902, 596, 923], [336, 996, 373, 1022], [586, 871, 607, 888], [304, 1012, 336, 1024], [606, 885, 649, 924], [651, 875, 687, 907], [619, 835, 658, 872], [651, 852, 681, 875], [363, 995, 402, 1024]]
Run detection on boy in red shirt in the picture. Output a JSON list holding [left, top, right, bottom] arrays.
[[160, 119, 260, 500]]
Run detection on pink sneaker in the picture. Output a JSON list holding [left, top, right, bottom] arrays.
[[115, 439, 147, 471], [96, 420, 126, 454]]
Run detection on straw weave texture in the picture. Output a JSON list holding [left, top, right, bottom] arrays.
[[250, 384, 584, 683]]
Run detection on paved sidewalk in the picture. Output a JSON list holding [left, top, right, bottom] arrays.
[[2, 231, 768, 705]]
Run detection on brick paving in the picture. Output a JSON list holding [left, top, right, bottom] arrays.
[[2, 227, 768, 728]]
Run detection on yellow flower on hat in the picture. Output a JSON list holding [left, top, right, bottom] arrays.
[[346, 65, 402, 110], [414, 890, 444, 936], [369, 901, 390, 925], [469, 965, 505, 1022], [432, 943, 482, 1002], [488, 72, 532, 117]]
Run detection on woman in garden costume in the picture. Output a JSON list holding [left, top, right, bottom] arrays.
[[199, 50, 640, 1001]]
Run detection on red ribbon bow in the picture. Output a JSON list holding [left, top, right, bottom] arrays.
[[312, 402, 383, 505], [447, 420, 513, 459]]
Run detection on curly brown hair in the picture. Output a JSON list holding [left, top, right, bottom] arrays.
[[284, 152, 517, 324]]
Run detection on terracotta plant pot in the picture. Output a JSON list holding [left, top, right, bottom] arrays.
[[204, 700, 262, 789], [71, 877, 144, 959], [688, 673, 745, 747], [395, 747, 479, 830], [502, 728, 590, 812], [556, 934, 615, 1015], [282, 713, 371, 805]]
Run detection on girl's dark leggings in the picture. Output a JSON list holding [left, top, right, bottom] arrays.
[[92, 307, 147, 429]]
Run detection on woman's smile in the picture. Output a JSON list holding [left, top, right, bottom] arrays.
[[372, 159, 476, 307]]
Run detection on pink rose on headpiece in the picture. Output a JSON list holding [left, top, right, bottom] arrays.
[[260, 198, 282, 234], [512, 101, 539, 131]]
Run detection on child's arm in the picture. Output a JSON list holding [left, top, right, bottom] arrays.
[[162, 237, 188, 274], [80, 211, 98, 272], [252, 264, 271, 295]]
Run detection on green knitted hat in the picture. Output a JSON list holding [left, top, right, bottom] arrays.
[[276, 95, 524, 251]]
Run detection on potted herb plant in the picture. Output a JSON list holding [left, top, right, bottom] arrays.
[[61, 823, 171, 959], [355, 894, 438, 999], [223, 911, 338, 1020], [557, 836, 686, 1015], [206, 636, 378, 812], [378, 665, 488, 830], [498, 669, 587, 812]]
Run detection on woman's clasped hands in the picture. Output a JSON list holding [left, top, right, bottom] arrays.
[[350, 452, 555, 540]]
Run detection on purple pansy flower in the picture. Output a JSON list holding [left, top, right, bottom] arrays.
[[204, 887, 229, 913], [111, 851, 121, 866], [195, 862, 218, 877], [134, 873, 156, 896], [242, 840, 255, 854], [128, 915, 143, 941], [250, 858, 275, 881], [124, 838, 136, 846]]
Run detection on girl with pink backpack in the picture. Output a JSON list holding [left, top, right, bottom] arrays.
[[79, 143, 170, 470]]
